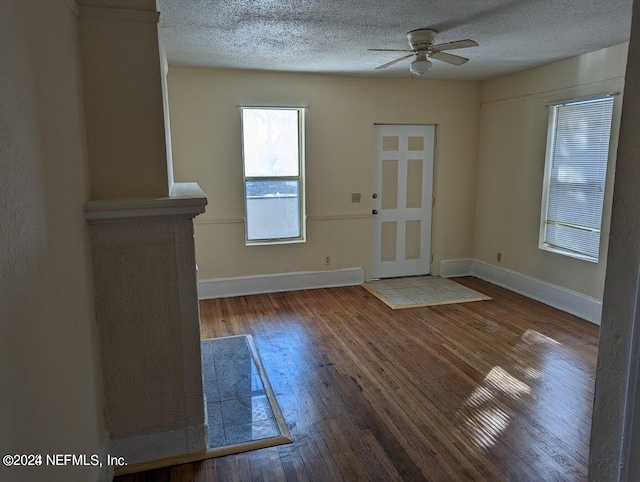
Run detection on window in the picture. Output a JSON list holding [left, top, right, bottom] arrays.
[[539, 95, 614, 262], [241, 107, 305, 244]]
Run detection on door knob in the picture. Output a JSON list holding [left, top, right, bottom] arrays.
[[372, 209, 378, 215], [372, 193, 378, 198]]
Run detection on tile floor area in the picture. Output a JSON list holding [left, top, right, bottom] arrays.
[[364, 275, 491, 309], [201, 335, 281, 448]]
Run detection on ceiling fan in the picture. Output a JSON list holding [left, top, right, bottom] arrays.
[[369, 29, 479, 76]]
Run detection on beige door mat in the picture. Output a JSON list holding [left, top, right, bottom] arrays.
[[363, 276, 491, 309]]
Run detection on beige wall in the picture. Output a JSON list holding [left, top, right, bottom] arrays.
[[168, 68, 480, 280], [78, 0, 170, 199], [0, 1, 107, 480], [475, 43, 628, 299]]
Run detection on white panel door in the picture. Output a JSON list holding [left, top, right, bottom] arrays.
[[371, 125, 434, 279]]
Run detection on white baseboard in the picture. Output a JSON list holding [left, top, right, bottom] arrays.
[[471, 260, 602, 325], [198, 268, 365, 300], [440, 259, 474, 277], [439, 258, 602, 325], [109, 423, 207, 466]]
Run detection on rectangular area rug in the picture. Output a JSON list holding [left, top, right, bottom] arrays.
[[201, 334, 291, 456], [363, 276, 491, 309]]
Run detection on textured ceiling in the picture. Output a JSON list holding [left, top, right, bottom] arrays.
[[158, 0, 632, 81]]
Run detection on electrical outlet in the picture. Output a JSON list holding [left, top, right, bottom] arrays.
[[351, 193, 361, 203], [324, 256, 331, 266], [497, 252, 502, 263]]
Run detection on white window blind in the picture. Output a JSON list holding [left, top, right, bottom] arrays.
[[540, 96, 614, 261]]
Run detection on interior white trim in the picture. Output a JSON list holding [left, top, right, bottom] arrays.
[[85, 182, 207, 223], [195, 217, 244, 225], [481, 77, 625, 107], [307, 213, 372, 221], [439, 259, 474, 277], [194, 213, 372, 225], [198, 268, 365, 299], [109, 424, 208, 466], [439, 258, 602, 324], [473, 260, 602, 324]]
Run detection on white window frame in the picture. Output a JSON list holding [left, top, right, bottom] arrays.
[[240, 106, 306, 246], [539, 94, 615, 262]]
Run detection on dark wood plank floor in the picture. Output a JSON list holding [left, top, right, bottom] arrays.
[[116, 277, 599, 481]]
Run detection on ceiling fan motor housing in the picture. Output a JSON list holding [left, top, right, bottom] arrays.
[[407, 29, 437, 50]]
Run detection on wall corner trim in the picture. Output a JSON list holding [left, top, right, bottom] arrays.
[[440, 258, 602, 324], [198, 268, 365, 300], [85, 182, 208, 223]]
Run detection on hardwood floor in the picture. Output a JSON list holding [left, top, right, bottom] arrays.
[[116, 277, 599, 481]]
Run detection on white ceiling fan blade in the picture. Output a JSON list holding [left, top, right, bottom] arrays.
[[430, 50, 469, 66], [375, 54, 414, 70], [368, 48, 414, 52], [432, 39, 479, 51]]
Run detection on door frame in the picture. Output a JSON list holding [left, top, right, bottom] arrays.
[[371, 124, 435, 279]]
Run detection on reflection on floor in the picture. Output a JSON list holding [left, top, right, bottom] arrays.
[[201, 335, 285, 448], [364, 275, 491, 309]]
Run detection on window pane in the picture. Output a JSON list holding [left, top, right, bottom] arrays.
[[546, 224, 600, 259], [246, 180, 300, 240], [542, 97, 613, 259], [242, 109, 299, 177]]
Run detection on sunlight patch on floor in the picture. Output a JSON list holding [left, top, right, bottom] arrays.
[[463, 406, 511, 451], [485, 366, 531, 399], [465, 386, 494, 408], [456, 329, 558, 453], [514, 364, 542, 380], [522, 329, 561, 346]]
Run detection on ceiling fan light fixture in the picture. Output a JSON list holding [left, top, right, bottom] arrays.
[[370, 29, 477, 74], [410, 58, 432, 76]]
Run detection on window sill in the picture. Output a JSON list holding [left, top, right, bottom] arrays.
[[539, 244, 599, 263], [246, 237, 306, 247]]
